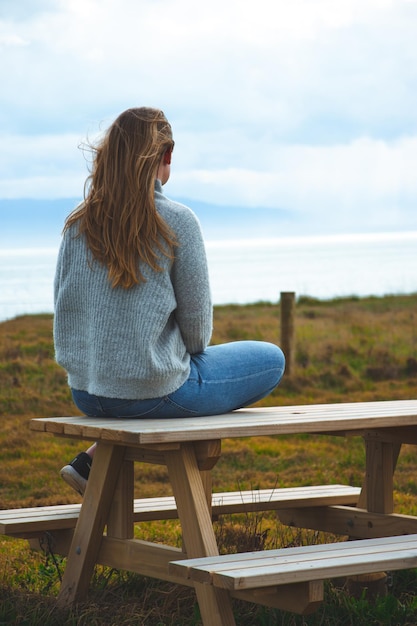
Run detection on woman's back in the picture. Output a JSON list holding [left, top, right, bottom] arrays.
[[54, 180, 212, 400]]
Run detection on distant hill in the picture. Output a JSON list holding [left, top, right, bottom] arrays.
[[0, 197, 296, 247]]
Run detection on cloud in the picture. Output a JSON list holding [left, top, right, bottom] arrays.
[[1, 0, 417, 235], [3, 0, 417, 135], [0, 133, 85, 197], [0, 33, 29, 46], [168, 135, 417, 231], [3, 130, 415, 236]]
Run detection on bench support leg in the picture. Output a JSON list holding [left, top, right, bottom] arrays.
[[351, 436, 402, 597], [233, 580, 323, 614], [359, 436, 401, 514], [165, 443, 236, 626], [57, 443, 125, 607]]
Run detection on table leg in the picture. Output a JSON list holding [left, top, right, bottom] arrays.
[[107, 458, 134, 539], [200, 469, 213, 516], [351, 435, 402, 596], [358, 435, 402, 514], [165, 443, 236, 626], [57, 442, 126, 607]]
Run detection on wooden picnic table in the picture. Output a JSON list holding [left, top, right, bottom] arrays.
[[29, 399, 417, 625]]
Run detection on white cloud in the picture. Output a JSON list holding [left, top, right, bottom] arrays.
[[0, 33, 29, 46], [168, 135, 417, 232], [4, 127, 414, 237], [2, 0, 416, 133], [1, 0, 417, 234], [0, 133, 86, 194]]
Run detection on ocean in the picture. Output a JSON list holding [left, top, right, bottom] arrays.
[[0, 231, 416, 322]]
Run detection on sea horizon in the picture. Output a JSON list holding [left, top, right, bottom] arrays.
[[1, 229, 416, 323]]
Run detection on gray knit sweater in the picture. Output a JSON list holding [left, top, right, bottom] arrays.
[[54, 180, 213, 399]]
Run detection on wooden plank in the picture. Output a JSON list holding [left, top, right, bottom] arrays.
[[56, 443, 125, 607], [0, 504, 82, 531], [126, 440, 222, 470], [213, 549, 417, 591], [97, 537, 189, 585], [171, 534, 417, 574], [363, 437, 400, 514], [27, 532, 325, 614], [125, 445, 178, 466], [0, 485, 361, 536], [383, 426, 417, 445], [232, 580, 323, 614], [210, 485, 360, 513], [278, 505, 417, 538], [106, 459, 134, 539], [169, 534, 417, 591], [29, 400, 417, 445], [357, 435, 401, 511], [28, 419, 49, 432], [165, 443, 236, 626]]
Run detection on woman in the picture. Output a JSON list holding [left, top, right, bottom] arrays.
[[55, 107, 285, 495]]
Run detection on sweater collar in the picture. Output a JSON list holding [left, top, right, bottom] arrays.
[[155, 179, 163, 193]]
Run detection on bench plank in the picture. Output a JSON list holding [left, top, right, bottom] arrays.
[[169, 534, 417, 591], [0, 484, 360, 537], [29, 400, 417, 444], [278, 504, 417, 539]]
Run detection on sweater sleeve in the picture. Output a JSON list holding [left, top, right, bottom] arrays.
[[170, 209, 213, 354]]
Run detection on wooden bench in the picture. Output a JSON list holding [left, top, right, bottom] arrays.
[[19, 399, 417, 623], [169, 534, 417, 613], [0, 484, 361, 540]]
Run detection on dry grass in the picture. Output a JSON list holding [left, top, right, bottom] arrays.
[[1, 295, 417, 624], [1, 296, 417, 509]]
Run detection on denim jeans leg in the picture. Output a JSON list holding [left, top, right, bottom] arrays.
[[71, 340, 285, 419], [166, 340, 285, 416]]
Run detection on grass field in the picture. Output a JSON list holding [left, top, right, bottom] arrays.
[[1, 294, 417, 624]]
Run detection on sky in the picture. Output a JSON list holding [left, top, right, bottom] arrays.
[[1, 0, 417, 237]]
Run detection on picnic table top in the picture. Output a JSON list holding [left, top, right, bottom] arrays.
[[29, 399, 417, 445]]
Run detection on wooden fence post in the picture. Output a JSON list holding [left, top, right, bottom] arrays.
[[280, 291, 295, 376]]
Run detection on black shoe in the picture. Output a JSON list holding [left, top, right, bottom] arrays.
[[60, 452, 92, 496]]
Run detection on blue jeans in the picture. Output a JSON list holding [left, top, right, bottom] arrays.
[[71, 341, 285, 419]]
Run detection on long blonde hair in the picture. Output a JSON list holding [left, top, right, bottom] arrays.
[[65, 107, 177, 288]]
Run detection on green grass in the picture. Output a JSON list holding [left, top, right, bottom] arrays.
[[1, 295, 417, 624]]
